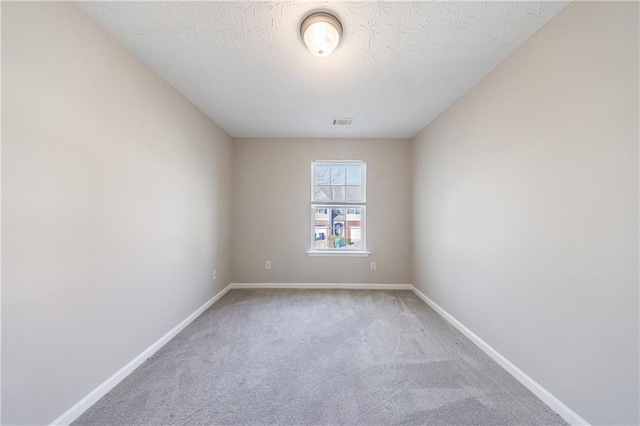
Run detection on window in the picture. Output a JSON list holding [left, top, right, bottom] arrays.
[[309, 161, 368, 255]]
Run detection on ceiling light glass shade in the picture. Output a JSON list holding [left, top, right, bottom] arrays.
[[300, 12, 343, 57]]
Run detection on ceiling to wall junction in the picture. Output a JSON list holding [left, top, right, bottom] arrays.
[[76, 1, 570, 138]]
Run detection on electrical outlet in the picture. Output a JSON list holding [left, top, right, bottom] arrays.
[[212, 270, 217, 280], [265, 261, 272, 270], [370, 262, 377, 271]]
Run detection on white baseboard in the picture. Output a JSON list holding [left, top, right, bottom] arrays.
[[230, 283, 412, 290], [50, 283, 233, 426], [48, 282, 587, 426], [409, 285, 589, 426]]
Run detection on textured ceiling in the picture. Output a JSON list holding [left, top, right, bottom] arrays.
[[76, 1, 569, 138]]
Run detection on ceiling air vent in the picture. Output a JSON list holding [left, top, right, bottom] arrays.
[[331, 118, 353, 126]]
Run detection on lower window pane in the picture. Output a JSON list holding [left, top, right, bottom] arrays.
[[314, 222, 330, 247], [313, 207, 363, 250], [346, 227, 361, 249], [329, 208, 346, 248]]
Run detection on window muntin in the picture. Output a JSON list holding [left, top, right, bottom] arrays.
[[311, 161, 366, 252]]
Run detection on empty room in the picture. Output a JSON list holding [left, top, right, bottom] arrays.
[[2, 1, 638, 425]]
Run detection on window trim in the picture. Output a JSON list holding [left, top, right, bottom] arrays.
[[308, 160, 369, 256]]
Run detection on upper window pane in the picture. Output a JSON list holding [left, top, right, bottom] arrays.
[[313, 162, 364, 203], [345, 165, 362, 185], [345, 186, 362, 201], [314, 165, 330, 185], [330, 166, 346, 185], [332, 186, 346, 201], [314, 186, 331, 202]]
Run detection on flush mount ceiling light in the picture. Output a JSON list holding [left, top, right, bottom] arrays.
[[300, 12, 343, 57]]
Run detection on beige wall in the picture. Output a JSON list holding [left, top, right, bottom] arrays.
[[232, 138, 412, 284], [1, 2, 234, 424], [3, 1, 638, 425], [411, 2, 639, 424]]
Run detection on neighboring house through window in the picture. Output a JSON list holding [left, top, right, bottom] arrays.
[[310, 160, 367, 254]]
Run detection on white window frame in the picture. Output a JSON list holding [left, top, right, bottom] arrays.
[[307, 160, 370, 256]]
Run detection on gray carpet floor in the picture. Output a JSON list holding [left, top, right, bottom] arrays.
[[73, 289, 566, 425]]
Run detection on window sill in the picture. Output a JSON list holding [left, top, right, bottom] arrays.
[[306, 250, 371, 257]]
